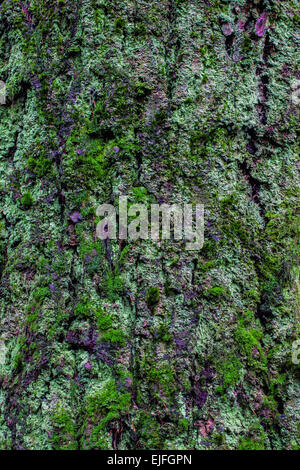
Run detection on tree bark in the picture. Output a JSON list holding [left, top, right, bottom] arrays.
[[0, 0, 299, 450]]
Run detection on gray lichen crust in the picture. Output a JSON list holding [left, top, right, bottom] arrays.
[[0, 0, 299, 450]]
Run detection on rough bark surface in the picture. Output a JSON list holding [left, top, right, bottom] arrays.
[[0, 0, 299, 450]]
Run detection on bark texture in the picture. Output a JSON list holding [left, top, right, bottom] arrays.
[[0, 0, 299, 450]]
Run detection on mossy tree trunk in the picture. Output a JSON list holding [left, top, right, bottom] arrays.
[[0, 0, 299, 450]]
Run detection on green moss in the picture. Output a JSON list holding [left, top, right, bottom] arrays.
[[27, 154, 52, 177], [238, 425, 266, 450], [79, 239, 103, 260], [222, 219, 249, 243], [155, 322, 172, 343], [169, 255, 179, 267], [291, 442, 300, 450], [33, 287, 50, 303], [146, 287, 160, 307], [164, 281, 178, 297], [104, 269, 124, 301], [203, 286, 227, 298], [63, 130, 110, 190], [95, 308, 112, 331], [51, 407, 78, 451], [141, 362, 176, 398], [213, 432, 225, 446], [132, 186, 150, 203], [238, 437, 265, 450], [198, 260, 216, 272], [20, 192, 33, 208], [11, 336, 27, 372], [102, 328, 125, 346], [235, 324, 267, 371], [134, 81, 153, 98], [27, 306, 39, 329], [74, 299, 93, 318], [262, 395, 278, 414], [135, 411, 163, 449], [216, 355, 242, 393], [114, 17, 125, 31], [258, 252, 282, 294], [178, 418, 189, 432], [133, 21, 148, 37], [118, 245, 130, 265], [86, 380, 130, 433]]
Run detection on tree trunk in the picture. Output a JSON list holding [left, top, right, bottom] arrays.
[[0, 0, 299, 450]]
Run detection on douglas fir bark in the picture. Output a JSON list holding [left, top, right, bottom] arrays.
[[0, 0, 299, 450]]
